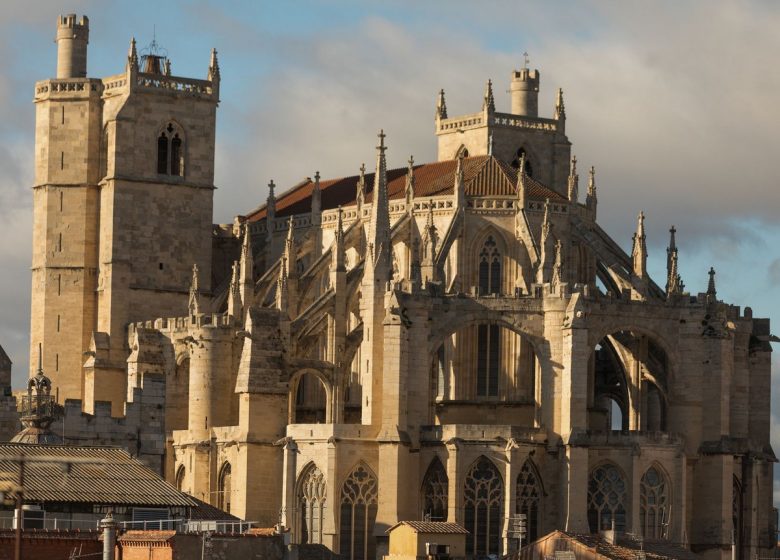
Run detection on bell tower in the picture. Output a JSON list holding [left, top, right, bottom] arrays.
[[30, 13, 102, 403]]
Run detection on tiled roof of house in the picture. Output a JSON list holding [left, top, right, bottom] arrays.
[[0, 443, 196, 507], [566, 532, 699, 560], [246, 155, 565, 222], [387, 520, 469, 534]]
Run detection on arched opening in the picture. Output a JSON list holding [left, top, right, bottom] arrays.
[[297, 464, 326, 545], [432, 323, 540, 426], [588, 463, 627, 533], [339, 463, 378, 560], [156, 122, 185, 176], [464, 456, 504, 557], [516, 459, 543, 543], [175, 465, 185, 492], [420, 457, 448, 521], [217, 462, 232, 513], [170, 134, 182, 176], [589, 330, 670, 432], [455, 145, 469, 159], [640, 465, 670, 539], [157, 132, 168, 174], [291, 371, 328, 424], [511, 148, 533, 176]]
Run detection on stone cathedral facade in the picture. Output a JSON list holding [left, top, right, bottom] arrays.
[[24, 13, 776, 560]]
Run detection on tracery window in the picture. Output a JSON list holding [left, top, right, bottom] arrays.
[[478, 236, 501, 295], [587, 464, 627, 533], [640, 466, 669, 539], [298, 464, 327, 545], [217, 462, 232, 513], [464, 456, 504, 557], [516, 460, 542, 543], [156, 122, 184, 176], [477, 324, 500, 397], [421, 458, 448, 521], [175, 465, 185, 492], [340, 463, 378, 560]]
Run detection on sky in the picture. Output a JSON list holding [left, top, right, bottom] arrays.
[[0, 0, 778, 495]]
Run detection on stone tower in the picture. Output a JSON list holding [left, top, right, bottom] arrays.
[[30, 14, 220, 410], [30, 14, 102, 403]]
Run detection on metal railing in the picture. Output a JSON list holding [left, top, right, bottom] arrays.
[[0, 516, 101, 531]]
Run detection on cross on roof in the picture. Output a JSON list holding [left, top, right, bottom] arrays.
[[377, 129, 386, 152], [523, 51, 530, 69]]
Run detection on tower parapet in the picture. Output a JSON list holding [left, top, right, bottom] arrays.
[[56, 14, 89, 79]]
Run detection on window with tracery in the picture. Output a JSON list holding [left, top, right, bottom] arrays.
[[477, 324, 500, 397], [421, 458, 448, 521], [464, 456, 504, 557], [478, 236, 501, 295], [640, 466, 669, 539], [175, 465, 185, 492], [157, 122, 184, 176], [517, 460, 542, 543], [298, 464, 327, 545], [218, 462, 232, 513], [340, 463, 378, 560], [587, 464, 627, 533]]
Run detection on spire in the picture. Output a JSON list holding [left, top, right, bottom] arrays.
[[311, 171, 322, 222], [483, 79, 495, 113], [666, 226, 684, 296], [567, 154, 579, 202], [554, 87, 566, 120], [436, 88, 448, 120], [356, 163, 366, 211], [188, 264, 201, 315], [516, 153, 526, 209], [537, 199, 555, 284], [551, 239, 563, 287], [586, 165, 597, 216], [284, 217, 297, 277], [405, 155, 415, 204], [276, 258, 289, 312], [423, 203, 437, 263], [707, 267, 717, 298], [332, 206, 346, 272], [267, 179, 276, 222], [208, 47, 220, 82], [239, 223, 254, 309], [127, 37, 138, 71], [631, 211, 648, 279], [36, 342, 44, 377], [227, 261, 241, 318], [454, 152, 466, 210], [368, 130, 392, 282]]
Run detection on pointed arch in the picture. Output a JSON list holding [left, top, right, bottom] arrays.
[[297, 462, 327, 545], [464, 456, 504, 557], [454, 145, 469, 159], [587, 462, 627, 533], [640, 463, 670, 539], [175, 464, 185, 492], [155, 121, 185, 177], [339, 462, 378, 560], [421, 457, 448, 521], [217, 462, 232, 513], [516, 458, 543, 543]]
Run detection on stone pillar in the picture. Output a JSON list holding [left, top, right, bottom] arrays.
[[446, 439, 461, 525], [560, 445, 589, 533], [503, 444, 520, 554], [280, 438, 298, 529], [323, 437, 339, 551]]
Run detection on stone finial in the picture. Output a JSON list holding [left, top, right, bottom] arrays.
[[332, 206, 346, 272], [311, 171, 322, 222], [164, 58, 171, 76], [567, 154, 579, 202], [276, 257, 289, 312], [454, 152, 466, 210], [555, 87, 566, 120], [188, 264, 201, 315], [127, 37, 138, 71], [405, 155, 415, 204], [666, 226, 684, 297], [551, 239, 563, 287], [436, 88, 448, 120], [208, 47, 220, 81], [356, 163, 366, 211], [266, 179, 276, 222], [227, 261, 241, 318], [537, 199, 555, 284], [516, 156, 526, 210], [284, 217, 297, 278], [707, 267, 717, 298], [488, 132, 494, 156], [240, 223, 254, 309], [586, 165, 597, 216], [631, 211, 647, 280], [368, 130, 391, 281], [483, 79, 496, 113]]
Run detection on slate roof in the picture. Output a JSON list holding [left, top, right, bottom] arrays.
[[387, 520, 469, 534], [246, 155, 564, 222], [0, 443, 195, 507]]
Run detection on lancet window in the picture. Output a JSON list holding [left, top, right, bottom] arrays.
[[421, 458, 448, 522], [298, 464, 327, 545], [640, 466, 669, 539], [339, 463, 378, 560], [516, 460, 542, 543], [478, 236, 501, 295], [464, 456, 504, 557], [587, 463, 627, 533], [156, 122, 184, 176], [477, 324, 500, 397], [217, 462, 232, 513]]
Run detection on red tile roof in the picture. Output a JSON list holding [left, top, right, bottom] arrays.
[[246, 155, 564, 222], [387, 521, 469, 534]]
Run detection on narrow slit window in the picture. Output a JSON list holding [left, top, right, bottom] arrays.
[[171, 134, 182, 176], [157, 133, 168, 174]]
